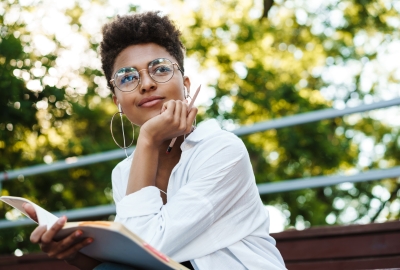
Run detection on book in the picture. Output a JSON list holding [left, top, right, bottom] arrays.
[[0, 196, 189, 270]]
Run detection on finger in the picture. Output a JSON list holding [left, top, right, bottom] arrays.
[[161, 99, 174, 113], [55, 238, 93, 260], [174, 100, 183, 120], [30, 225, 47, 244], [22, 203, 38, 222], [46, 229, 83, 255], [182, 100, 189, 115], [162, 100, 176, 122], [180, 102, 189, 129], [41, 216, 67, 244], [47, 229, 88, 258], [161, 102, 167, 113]]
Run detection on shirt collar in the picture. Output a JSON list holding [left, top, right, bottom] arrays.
[[181, 119, 221, 149], [129, 119, 221, 156]]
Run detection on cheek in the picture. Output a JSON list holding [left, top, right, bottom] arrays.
[[171, 83, 186, 100], [168, 76, 185, 99], [178, 90, 186, 100]]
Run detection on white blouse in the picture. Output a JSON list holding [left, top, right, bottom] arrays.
[[112, 119, 286, 270]]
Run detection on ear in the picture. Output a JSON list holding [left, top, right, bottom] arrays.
[[112, 95, 123, 113], [183, 76, 191, 98]]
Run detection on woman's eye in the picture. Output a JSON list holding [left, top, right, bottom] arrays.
[[120, 74, 138, 84], [153, 65, 172, 74]]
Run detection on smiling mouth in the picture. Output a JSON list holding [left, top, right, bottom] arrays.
[[138, 97, 164, 107]]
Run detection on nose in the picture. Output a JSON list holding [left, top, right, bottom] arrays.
[[138, 69, 157, 94]]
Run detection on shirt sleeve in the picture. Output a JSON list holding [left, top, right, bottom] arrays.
[[112, 135, 256, 262]]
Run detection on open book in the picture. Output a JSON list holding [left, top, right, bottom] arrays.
[[0, 196, 189, 270]]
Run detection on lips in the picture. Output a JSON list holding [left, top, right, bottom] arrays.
[[138, 96, 164, 107]]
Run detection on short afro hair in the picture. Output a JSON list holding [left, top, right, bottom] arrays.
[[100, 11, 186, 93]]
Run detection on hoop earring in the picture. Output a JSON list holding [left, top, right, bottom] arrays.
[[184, 86, 191, 99], [110, 104, 134, 158]]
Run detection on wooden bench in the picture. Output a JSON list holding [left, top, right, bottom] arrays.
[[272, 220, 400, 269], [1, 221, 399, 269]]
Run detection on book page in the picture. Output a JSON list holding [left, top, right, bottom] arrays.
[[56, 222, 188, 270], [0, 199, 188, 269], [0, 196, 58, 229]]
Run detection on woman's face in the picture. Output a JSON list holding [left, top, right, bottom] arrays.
[[112, 43, 190, 126]]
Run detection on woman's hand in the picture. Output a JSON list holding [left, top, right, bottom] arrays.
[[29, 215, 93, 260], [23, 202, 38, 222], [140, 99, 198, 146], [23, 203, 100, 269]]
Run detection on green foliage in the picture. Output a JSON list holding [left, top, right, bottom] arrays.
[[174, 0, 400, 229], [0, 1, 119, 254], [1, 0, 400, 256]]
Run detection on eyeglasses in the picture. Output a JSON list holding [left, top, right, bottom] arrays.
[[110, 58, 183, 92]]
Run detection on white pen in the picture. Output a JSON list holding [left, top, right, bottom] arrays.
[[166, 85, 201, 153]]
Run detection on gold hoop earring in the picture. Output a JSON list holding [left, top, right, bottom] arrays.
[[110, 104, 134, 158], [184, 86, 191, 99]]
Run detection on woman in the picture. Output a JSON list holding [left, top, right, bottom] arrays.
[[25, 11, 286, 270]]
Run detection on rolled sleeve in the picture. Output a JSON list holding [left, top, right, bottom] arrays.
[[116, 186, 163, 218]]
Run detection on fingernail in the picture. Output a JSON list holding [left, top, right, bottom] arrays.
[[57, 216, 66, 225], [75, 230, 82, 237], [87, 238, 93, 244]]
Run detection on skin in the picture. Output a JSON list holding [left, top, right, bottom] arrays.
[[112, 43, 196, 201], [23, 203, 98, 269], [24, 42, 197, 269]]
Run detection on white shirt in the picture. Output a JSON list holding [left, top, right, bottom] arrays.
[[112, 119, 286, 270]]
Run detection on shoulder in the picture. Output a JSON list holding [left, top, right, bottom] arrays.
[[187, 119, 248, 162], [198, 120, 246, 152]]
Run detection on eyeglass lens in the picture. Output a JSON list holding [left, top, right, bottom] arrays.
[[114, 58, 176, 92]]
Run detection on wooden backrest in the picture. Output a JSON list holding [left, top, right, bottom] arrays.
[[272, 221, 400, 269], [1, 221, 399, 269]]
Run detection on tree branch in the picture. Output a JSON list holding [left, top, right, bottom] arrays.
[[371, 182, 400, 222], [261, 0, 274, 20]]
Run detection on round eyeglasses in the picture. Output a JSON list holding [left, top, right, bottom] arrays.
[[110, 58, 183, 92]]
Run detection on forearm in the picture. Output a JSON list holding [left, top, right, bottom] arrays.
[[126, 134, 160, 195]]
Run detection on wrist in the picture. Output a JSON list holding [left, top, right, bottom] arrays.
[[137, 132, 163, 149]]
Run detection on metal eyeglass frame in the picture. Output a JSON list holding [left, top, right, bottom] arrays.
[[109, 58, 184, 92]]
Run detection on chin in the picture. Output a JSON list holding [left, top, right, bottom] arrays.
[[137, 112, 161, 127]]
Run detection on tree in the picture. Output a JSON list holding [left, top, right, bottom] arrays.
[[1, 0, 399, 255], [168, 0, 400, 227], [0, 0, 123, 254]]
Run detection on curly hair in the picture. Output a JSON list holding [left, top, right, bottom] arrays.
[[100, 11, 186, 93]]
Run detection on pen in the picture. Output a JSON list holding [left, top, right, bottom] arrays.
[[166, 85, 201, 153]]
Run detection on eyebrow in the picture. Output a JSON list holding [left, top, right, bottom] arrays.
[[122, 58, 166, 70]]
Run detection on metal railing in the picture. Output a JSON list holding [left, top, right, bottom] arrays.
[[1, 97, 400, 229]]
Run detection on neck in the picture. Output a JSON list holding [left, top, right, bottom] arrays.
[[156, 135, 184, 203], [158, 135, 184, 161]]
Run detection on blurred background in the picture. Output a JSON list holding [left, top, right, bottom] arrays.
[[1, 0, 400, 257]]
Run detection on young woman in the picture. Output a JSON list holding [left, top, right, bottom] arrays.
[[25, 11, 286, 270]]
